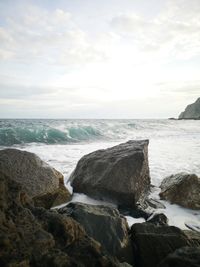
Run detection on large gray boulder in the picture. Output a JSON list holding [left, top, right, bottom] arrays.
[[0, 148, 71, 208], [70, 140, 151, 209], [58, 202, 133, 264], [179, 97, 200, 119], [159, 173, 200, 210]]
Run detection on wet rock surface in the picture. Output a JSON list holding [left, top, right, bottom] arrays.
[[58, 202, 134, 264], [0, 149, 71, 208], [70, 140, 151, 209], [159, 173, 200, 209]]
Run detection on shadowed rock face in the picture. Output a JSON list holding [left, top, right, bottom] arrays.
[[58, 202, 134, 264], [159, 173, 200, 210], [0, 171, 124, 267], [179, 97, 200, 119], [158, 247, 200, 267], [130, 222, 198, 267], [70, 140, 150, 209], [0, 149, 71, 208]]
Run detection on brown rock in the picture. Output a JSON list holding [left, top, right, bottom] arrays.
[[0, 149, 71, 208], [159, 173, 200, 209], [0, 171, 125, 267]]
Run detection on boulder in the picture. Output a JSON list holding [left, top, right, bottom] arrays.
[[158, 247, 200, 267], [179, 97, 200, 119], [159, 173, 200, 209], [0, 171, 123, 267], [130, 222, 193, 267], [58, 202, 134, 264], [70, 140, 150, 209], [0, 148, 71, 208]]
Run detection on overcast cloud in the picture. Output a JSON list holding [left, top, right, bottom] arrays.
[[0, 0, 199, 118]]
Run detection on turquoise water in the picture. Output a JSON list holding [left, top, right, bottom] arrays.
[[1, 118, 200, 229], [0, 119, 200, 185]]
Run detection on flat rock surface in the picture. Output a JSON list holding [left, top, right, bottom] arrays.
[[70, 140, 151, 209]]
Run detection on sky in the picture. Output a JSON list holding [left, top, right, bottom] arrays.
[[0, 0, 200, 118]]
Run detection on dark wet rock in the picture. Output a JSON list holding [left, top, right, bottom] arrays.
[[130, 222, 193, 267], [58, 202, 134, 264], [179, 97, 200, 119], [183, 230, 200, 246], [119, 207, 150, 221], [144, 198, 166, 210], [70, 140, 150, 209], [0, 171, 125, 267], [0, 149, 71, 208], [158, 246, 200, 267], [159, 173, 200, 210], [147, 213, 168, 226]]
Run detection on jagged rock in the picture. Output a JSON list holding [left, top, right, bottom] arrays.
[[130, 222, 193, 267], [0, 171, 124, 267], [183, 230, 200, 246], [58, 202, 134, 264], [144, 198, 166, 210], [158, 246, 200, 267], [147, 213, 168, 226], [0, 149, 71, 208], [179, 97, 200, 119], [70, 140, 150, 209], [159, 173, 200, 210]]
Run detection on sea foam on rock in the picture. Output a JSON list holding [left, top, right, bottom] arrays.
[[58, 202, 134, 264], [159, 173, 200, 210], [0, 148, 71, 209], [70, 140, 151, 209]]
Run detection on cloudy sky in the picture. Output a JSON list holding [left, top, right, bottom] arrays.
[[0, 0, 200, 118]]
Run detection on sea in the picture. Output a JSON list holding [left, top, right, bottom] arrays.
[[0, 118, 200, 229]]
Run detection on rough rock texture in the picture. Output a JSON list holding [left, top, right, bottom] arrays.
[[130, 222, 194, 267], [0, 171, 124, 267], [159, 173, 200, 209], [158, 247, 200, 267], [179, 97, 200, 119], [70, 140, 150, 209], [58, 202, 133, 264], [0, 149, 71, 208], [147, 213, 168, 226]]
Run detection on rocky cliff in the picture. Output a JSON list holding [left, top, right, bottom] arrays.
[[179, 98, 200, 119]]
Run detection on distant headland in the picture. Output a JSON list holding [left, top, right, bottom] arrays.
[[178, 97, 200, 120]]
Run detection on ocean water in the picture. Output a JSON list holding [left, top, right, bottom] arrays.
[[0, 119, 200, 229]]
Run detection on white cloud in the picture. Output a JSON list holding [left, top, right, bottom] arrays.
[[110, 0, 200, 60], [0, 5, 107, 65]]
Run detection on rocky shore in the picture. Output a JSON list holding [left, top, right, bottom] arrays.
[[0, 140, 200, 267], [178, 97, 200, 119]]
